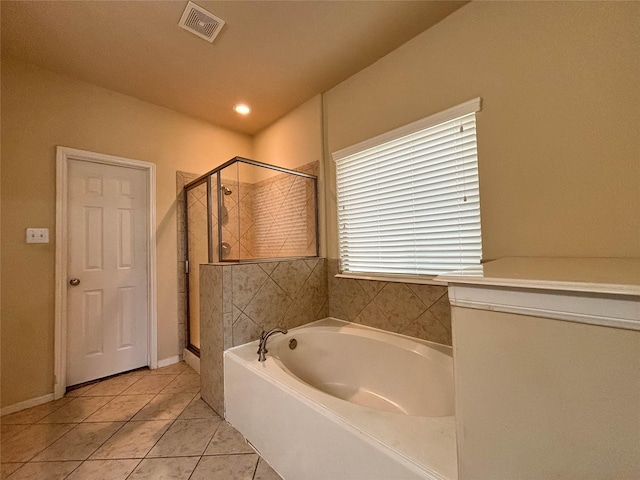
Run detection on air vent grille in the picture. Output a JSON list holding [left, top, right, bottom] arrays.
[[179, 1, 225, 43]]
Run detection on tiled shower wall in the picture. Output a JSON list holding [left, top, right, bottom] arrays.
[[219, 161, 318, 259], [217, 177, 253, 260], [327, 260, 453, 346], [249, 161, 318, 258], [200, 258, 328, 415]]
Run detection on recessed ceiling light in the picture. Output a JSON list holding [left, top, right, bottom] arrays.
[[233, 104, 251, 115]]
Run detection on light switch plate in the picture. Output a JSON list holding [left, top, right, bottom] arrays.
[[26, 228, 50, 244]]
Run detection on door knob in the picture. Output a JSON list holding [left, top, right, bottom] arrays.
[[69, 278, 81, 286]]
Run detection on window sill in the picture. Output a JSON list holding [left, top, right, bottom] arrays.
[[334, 272, 448, 287]]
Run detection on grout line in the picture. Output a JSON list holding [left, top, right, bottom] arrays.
[[6, 364, 279, 479], [186, 455, 205, 480], [139, 390, 199, 459], [251, 454, 260, 480], [79, 418, 130, 460], [123, 458, 145, 480], [200, 416, 224, 455], [203, 452, 257, 457]]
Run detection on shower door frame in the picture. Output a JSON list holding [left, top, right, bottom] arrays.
[[183, 156, 319, 356], [183, 174, 213, 357]]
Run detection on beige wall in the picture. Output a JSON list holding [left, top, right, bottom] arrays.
[[254, 95, 326, 257], [453, 307, 640, 479], [253, 95, 323, 174], [4, 0, 639, 410], [0, 58, 252, 408], [323, 1, 640, 260]]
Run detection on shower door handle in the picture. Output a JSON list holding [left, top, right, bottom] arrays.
[[69, 278, 81, 286]]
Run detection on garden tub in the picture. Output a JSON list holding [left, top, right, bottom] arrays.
[[224, 318, 457, 479]]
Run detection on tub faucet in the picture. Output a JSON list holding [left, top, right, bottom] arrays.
[[257, 328, 288, 362]]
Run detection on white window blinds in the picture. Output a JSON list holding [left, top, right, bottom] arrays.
[[334, 98, 482, 277]]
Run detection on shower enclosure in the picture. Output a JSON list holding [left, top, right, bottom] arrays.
[[183, 157, 319, 356]]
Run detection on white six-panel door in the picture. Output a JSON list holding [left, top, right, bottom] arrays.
[[66, 159, 149, 386]]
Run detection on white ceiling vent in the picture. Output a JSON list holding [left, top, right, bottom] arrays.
[[178, 1, 225, 43]]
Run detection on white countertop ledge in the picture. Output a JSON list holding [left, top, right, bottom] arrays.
[[436, 257, 640, 297]]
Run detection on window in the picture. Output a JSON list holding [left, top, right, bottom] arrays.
[[333, 98, 482, 279]]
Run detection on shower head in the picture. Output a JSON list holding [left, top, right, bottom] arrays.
[[220, 184, 233, 195]]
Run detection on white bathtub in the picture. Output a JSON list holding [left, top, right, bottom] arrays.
[[224, 319, 458, 480]]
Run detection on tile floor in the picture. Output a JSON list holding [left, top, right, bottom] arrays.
[[1, 362, 282, 480]]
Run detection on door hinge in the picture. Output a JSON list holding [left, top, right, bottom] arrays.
[[185, 260, 189, 274]]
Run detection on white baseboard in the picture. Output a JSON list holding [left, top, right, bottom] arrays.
[[156, 354, 182, 369], [1, 393, 55, 417], [183, 348, 200, 374]]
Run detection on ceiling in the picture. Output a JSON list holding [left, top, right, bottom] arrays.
[[1, 1, 467, 135]]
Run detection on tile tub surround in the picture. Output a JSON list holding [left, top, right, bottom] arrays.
[[0, 362, 282, 480], [328, 260, 453, 345], [200, 258, 328, 415]]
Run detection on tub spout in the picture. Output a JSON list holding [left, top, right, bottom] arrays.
[[257, 328, 288, 362]]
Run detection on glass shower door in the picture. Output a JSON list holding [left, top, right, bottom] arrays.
[[183, 156, 318, 357], [185, 180, 209, 354]]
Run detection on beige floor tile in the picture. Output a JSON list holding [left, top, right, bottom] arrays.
[[177, 395, 220, 420], [0, 398, 74, 425], [1, 425, 28, 442], [4, 368, 279, 480], [84, 395, 155, 422], [147, 418, 222, 458], [65, 459, 140, 480], [121, 375, 176, 395], [254, 458, 284, 480], [130, 393, 196, 421], [32, 422, 124, 461], [2, 461, 80, 480], [81, 376, 140, 396], [189, 454, 258, 480], [1, 423, 75, 463], [160, 374, 200, 394], [38, 397, 114, 424], [117, 368, 151, 379], [127, 457, 199, 479], [89, 420, 172, 459], [183, 365, 198, 375], [204, 421, 254, 455], [148, 362, 188, 376], [1, 463, 23, 479], [65, 383, 98, 397]]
